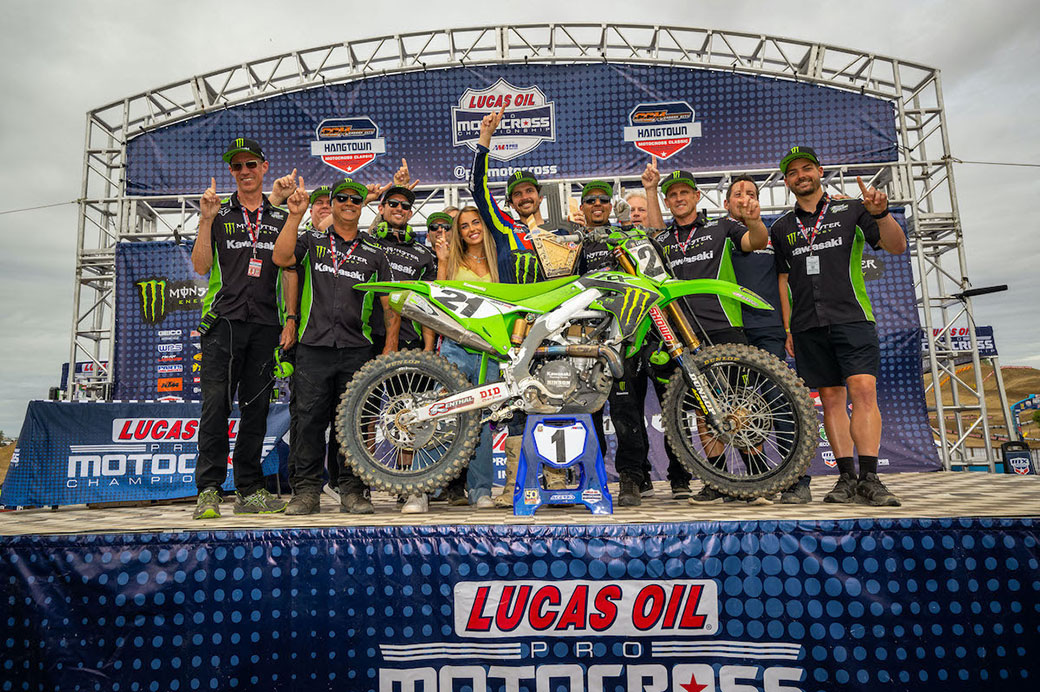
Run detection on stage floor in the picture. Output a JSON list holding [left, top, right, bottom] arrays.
[[2, 471, 1038, 536]]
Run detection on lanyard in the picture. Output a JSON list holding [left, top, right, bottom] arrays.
[[678, 223, 698, 254], [328, 232, 359, 274], [241, 206, 261, 256], [794, 196, 829, 249]]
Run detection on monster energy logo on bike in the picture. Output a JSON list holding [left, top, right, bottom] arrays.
[[135, 277, 208, 325]]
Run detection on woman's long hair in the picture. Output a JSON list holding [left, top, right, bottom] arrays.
[[445, 206, 499, 283]]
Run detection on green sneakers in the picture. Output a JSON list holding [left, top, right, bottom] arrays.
[[233, 488, 288, 514], [192, 488, 222, 520]]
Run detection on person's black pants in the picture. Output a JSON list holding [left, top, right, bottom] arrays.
[[196, 319, 280, 495], [290, 343, 374, 494]]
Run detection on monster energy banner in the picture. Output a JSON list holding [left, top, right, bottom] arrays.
[[114, 241, 207, 401]]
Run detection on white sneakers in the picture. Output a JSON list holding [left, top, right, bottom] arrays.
[[475, 495, 495, 509], [401, 494, 429, 514]]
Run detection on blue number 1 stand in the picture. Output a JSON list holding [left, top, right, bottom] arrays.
[[513, 413, 613, 515]]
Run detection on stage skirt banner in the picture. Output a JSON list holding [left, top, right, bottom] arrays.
[[124, 63, 897, 194], [0, 401, 288, 508], [1, 519, 1036, 691]]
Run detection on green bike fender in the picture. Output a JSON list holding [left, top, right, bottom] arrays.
[[657, 278, 773, 311]]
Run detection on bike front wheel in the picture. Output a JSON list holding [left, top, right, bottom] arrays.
[[661, 343, 817, 498]]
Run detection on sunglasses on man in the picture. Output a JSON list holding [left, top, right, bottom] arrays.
[[229, 160, 262, 171], [384, 200, 413, 211], [582, 194, 612, 205], [333, 193, 364, 205], [427, 223, 451, 232]]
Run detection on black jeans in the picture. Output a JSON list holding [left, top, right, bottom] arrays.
[[196, 319, 280, 495], [290, 343, 374, 494], [597, 353, 653, 484]]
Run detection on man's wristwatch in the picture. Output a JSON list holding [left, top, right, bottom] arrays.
[[285, 314, 299, 322], [870, 208, 890, 220]]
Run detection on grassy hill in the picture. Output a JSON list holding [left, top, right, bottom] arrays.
[[923, 365, 1039, 448]]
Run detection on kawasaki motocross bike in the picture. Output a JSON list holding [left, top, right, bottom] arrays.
[[336, 227, 815, 500]]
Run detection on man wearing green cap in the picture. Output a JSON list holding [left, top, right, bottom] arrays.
[[302, 185, 334, 232], [190, 137, 298, 519], [770, 146, 907, 507], [272, 176, 397, 515], [654, 169, 768, 502]]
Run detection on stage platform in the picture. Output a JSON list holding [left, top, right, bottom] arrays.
[[3, 472, 1038, 692], [2, 472, 1038, 535]]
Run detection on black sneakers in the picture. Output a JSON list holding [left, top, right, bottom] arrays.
[[856, 473, 902, 507], [618, 476, 642, 507], [689, 485, 726, 503], [823, 473, 858, 504], [780, 480, 812, 505], [670, 481, 692, 500], [285, 492, 321, 515]]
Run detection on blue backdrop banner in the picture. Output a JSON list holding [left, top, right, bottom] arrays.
[[125, 63, 897, 194], [0, 401, 288, 507], [1, 518, 1036, 691]]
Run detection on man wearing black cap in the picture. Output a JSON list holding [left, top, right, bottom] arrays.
[[656, 169, 769, 502], [369, 185, 436, 352], [771, 147, 907, 506], [272, 176, 397, 515], [190, 137, 298, 520]]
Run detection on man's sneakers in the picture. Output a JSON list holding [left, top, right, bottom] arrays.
[[639, 476, 655, 498], [192, 488, 222, 519], [856, 473, 902, 507], [670, 481, 692, 501], [340, 488, 374, 514], [780, 479, 812, 505], [618, 475, 642, 507], [401, 494, 429, 514], [823, 473, 859, 504], [445, 484, 470, 507], [689, 485, 726, 503], [285, 492, 321, 515], [233, 488, 288, 514]]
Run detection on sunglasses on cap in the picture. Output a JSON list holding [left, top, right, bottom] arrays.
[[582, 194, 612, 205], [427, 223, 451, 232], [229, 160, 262, 171], [333, 193, 364, 205], [385, 200, 413, 211]]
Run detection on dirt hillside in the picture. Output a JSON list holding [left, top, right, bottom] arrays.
[[923, 365, 1040, 448]]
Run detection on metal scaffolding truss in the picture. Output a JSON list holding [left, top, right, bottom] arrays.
[[71, 23, 995, 468]]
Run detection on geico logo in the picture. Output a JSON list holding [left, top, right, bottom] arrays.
[[379, 663, 804, 691], [455, 579, 717, 637], [113, 418, 199, 442]]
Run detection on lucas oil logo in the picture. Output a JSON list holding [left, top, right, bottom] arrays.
[[311, 117, 386, 174], [452, 78, 556, 161], [623, 101, 702, 159]]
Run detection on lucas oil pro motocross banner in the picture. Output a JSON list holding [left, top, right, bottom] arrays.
[[0, 400, 288, 507], [1, 520, 1035, 691], [124, 63, 897, 193]]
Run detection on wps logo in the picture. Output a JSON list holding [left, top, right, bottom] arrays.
[[454, 579, 718, 638], [623, 101, 702, 159], [311, 117, 386, 174], [452, 79, 556, 161]]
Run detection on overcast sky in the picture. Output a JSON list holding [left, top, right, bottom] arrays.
[[1, 0, 1038, 435]]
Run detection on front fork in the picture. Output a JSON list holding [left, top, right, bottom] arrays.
[[614, 252, 729, 430]]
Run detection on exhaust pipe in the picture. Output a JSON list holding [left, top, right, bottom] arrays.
[[391, 291, 496, 354], [534, 344, 624, 379]]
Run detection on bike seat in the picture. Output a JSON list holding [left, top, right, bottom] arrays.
[[437, 276, 581, 306]]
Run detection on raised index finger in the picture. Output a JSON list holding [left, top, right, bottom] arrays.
[[856, 176, 869, 196], [298, 176, 305, 192], [209, 177, 216, 191]]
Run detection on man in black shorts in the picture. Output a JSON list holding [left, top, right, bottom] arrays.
[[272, 176, 397, 515], [771, 146, 907, 506]]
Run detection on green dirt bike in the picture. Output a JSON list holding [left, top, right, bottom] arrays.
[[335, 227, 816, 499]]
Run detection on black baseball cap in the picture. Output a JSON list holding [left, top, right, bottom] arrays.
[[660, 170, 698, 195], [381, 186, 416, 205], [309, 185, 332, 205], [506, 170, 540, 198], [222, 137, 265, 164], [779, 146, 821, 174], [581, 180, 613, 199], [426, 212, 454, 228]]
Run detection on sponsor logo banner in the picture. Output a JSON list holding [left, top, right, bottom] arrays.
[[452, 78, 556, 160], [310, 116, 386, 174], [623, 101, 702, 159]]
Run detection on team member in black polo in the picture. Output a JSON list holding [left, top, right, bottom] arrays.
[[728, 174, 811, 504], [771, 146, 907, 506], [369, 185, 436, 352], [191, 137, 297, 520], [655, 170, 768, 501], [272, 176, 396, 515]]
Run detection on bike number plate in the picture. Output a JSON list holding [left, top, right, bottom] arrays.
[[532, 421, 587, 464]]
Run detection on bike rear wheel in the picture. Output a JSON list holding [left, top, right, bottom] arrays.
[[661, 343, 816, 498], [335, 350, 480, 495]]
